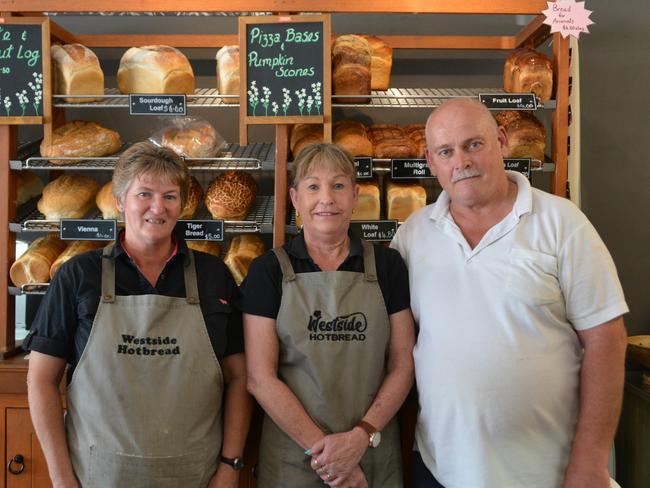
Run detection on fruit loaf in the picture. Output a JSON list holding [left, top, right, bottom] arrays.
[[503, 48, 553, 102], [224, 234, 265, 285], [386, 180, 427, 222], [205, 171, 257, 220], [40, 120, 122, 165], [332, 35, 371, 104], [49, 240, 105, 279], [37, 174, 101, 220], [117, 45, 195, 94], [361, 35, 392, 91], [216, 45, 240, 104], [51, 43, 104, 102], [10, 234, 67, 287]]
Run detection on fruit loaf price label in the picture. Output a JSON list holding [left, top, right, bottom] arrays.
[[391, 159, 433, 179], [349, 220, 398, 242], [479, 93, 537, 110], [129, 94, 186, 116], [354, 157, 373, 179], [504, 158, 531, 179], [177, 220, 224, 241], [60, 219, 116, 240]]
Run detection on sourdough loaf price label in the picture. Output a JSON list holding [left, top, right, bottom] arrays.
[[479, 93, 537, 110], [349, 220, 398, 242], [129, 94, 186, 116], [177, 220, 224, 241], [60, 219, 116, 240], [354, 157, 373, 179], [391, 159, 433, 179], [504, 158, 531, 179]]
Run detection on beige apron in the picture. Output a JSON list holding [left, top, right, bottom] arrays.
[[257, 240, 403, 488], [65, 245, 224, 488]]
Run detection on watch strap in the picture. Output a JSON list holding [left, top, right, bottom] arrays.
[[220, 456, 244, 470], [355, 420, 378, 438]]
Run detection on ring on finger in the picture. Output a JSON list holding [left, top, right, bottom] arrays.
[[327, 473, 332, 481]]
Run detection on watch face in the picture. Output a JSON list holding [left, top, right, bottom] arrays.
[[370, 431, 381, 448], [233, 458, 244, 470]]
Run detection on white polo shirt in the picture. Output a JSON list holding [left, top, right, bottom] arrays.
[[391, 171, 628, 488]]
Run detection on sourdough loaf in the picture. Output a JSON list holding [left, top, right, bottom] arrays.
[[118, 45, 195, 94]]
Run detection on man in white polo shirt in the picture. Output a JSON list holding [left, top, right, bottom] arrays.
[[391, 98, 628, 488]]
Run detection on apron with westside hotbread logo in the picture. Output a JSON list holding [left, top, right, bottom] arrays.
[[257, 240, 403, 487], [65, 245, 224, 488]]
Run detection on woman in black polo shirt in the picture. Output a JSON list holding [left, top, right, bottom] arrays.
[[241, 143, 415, 487], [25, 142, 251, 488]]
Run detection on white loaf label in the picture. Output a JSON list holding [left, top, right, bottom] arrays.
[[349, 220, 398, 242]]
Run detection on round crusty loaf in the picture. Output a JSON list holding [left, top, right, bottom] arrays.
[[180, 176, 204, 219], [49, 240, 105, 279], [52, 43, 104, 102], [118, 45, 195, 94], [96, 181, 120, 220], [205, 171, 257, 221], [40, 120, 122, 165], [10, 234, 67, 287], [16, 171, 44, 206], [37, 173, 101, 220], [187, 240, 221, 258]]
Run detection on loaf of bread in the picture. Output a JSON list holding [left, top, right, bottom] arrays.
[[216, 45, 240, 104], [37, 174, 101, 220], [160, 121, 222, 160], [224, 234, 265, 285], [10, 234, 67, 287], [117, 45, 195, 94], [404, 124, 427, 159], [187, 240, 221, 258], [16, 171, 44, 206], [332, 35, 371, 104], [495, 110, 546, 162], [291, 124, 324, 159], [180, 176, 204, 219], [386, 180, 427, 222], [40, 121, 122, 165], [49, 240, 105, 279], [503, 48, 553, 102], [205, 171, 257, 220], [334, 120, 373, 157], [368, 125, 417, 159], [361, 35, 392, 91], [51, 43, 104, 102], [96, 181, 120, 220], [352, 181, 380, 221]]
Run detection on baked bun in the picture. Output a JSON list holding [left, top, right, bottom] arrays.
[[10, 234, 67, 287], [96, 181, 120, 219], [16, 171, 44, 206], [51, 43, 104, 102], [37, 173, 101, 220], [503, 48, 553, 102], [334, 120, 373, 157], [160, 122, 221, 160], [49, 240, 105, 279], [361, 35, 392, 91], [495, 110, 546, 162], [205, 171, 257, 220], [216, 45, 240, 104], [290, 124, 323, 159], [224, 234, 265, 285], [352, 181, 380, 221], [404, 124, 427, 159], [40, 120, 122, 165], [187, 240, 222, 258], [368, 125, 417, 159], [332, 35, 371, 104], [117, 45, 195, 94], [386, 180, 427, 222], [180, 176, 204, 219]]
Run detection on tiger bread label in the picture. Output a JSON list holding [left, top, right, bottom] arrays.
[[177, 220, 224, 241], [60, 219, 116, 240], [391, 159, 433, 179], [349, 220, 398, 242]]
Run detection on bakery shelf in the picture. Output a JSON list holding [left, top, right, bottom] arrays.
[[9, 284, 49, 296], [53, 88, 238, 108]]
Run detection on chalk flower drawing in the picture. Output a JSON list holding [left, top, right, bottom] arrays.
[[28, 72, 43, 115], [282, 88, 292, 116], [16, 90, 29, 116], [248, 80, 259, 115], [272, 101, 279, 116], [3, 96, 11, 116], [261, 86, 271, 116], [312, 82, 322, 115], [295, 88, 307, 116], [306, 95, 314, 115]]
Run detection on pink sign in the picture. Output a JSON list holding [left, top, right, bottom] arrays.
[[542, 0, 595, 39]]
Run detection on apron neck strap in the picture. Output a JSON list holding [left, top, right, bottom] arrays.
[[272, 247, 296, 282], [184, 250, 200, 305], [361, 240, 378, 282], [101, 243, 116, 302]]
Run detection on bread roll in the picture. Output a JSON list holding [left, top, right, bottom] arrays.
[[504, 48, 553, 102], [334, 120, 373, 157], [37, 174, 101, 220], [96, 181, 120, 220], [495, 110, 546, 162], [49, 240, 105, 279], [216, 45, 240, 104], [332, 35, 371, 104], [10, 234, 67, 287], [291, 124, 323, 159], [40, 121, 122, 165], [386, 180, 427, 222], [404, 124, 427, 159], [180, 176, 204, 219], [224, 235, 264, 285], [187, 240, 221, 258], [205, 171, 257, 220], [352, 181, 380, 221], [16, 171, 44, 206], [368, 125, 417, 159], [361, 35, 392, 91], [117, 45, 195, 94], [51, 43, 104, 102]]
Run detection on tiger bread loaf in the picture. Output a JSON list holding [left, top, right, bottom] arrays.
[[40, 120, 122, 165], [503, 47, 553, 102], [332, 35, 371, 104], [10, 234, 67, 287], [386, 180, 427, 222], [16, 171, 44, 206], [117, 45, 195, 94], [290, 124, 323, 159], [95, 181, 120, 220], [361, 35, 392, 91], [404, 124, 427, 159], [180, 176, 204, 219], [352, 180, 380, 221], [205, 171, 257, 220], [157, 117, 224, 160], [495, 110, 546, 163], [187, 240, 221, 258], [368, 125, 417, 159], [216, 45, 240, 104], [50, 240, 105, 279], [224, 234, 265, 285], [333, 120, 373, 157], [51, 43, 104, 102], [38, 174, 101, 220]]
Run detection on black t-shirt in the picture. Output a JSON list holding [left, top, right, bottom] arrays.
[[24, 234, 244, 383], [239, 232, 411, 318]]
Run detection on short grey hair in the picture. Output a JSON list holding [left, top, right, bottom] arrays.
[[291, 143, 356, 188]]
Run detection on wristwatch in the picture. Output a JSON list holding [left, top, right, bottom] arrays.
[[220, 456, 245, 470], [355, 420, 381, 448]]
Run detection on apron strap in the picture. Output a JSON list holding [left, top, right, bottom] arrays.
[[184, 249, 200, 305], [101, 243, 116, 302], [272, 247, 296, 282], [361, 240, 378, 282]]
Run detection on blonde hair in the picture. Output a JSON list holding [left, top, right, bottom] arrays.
[[291, 143, 356, 188]]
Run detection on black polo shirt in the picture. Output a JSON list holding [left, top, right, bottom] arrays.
[[239, 232, 410, 319], [24, 233, 243, 383]]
